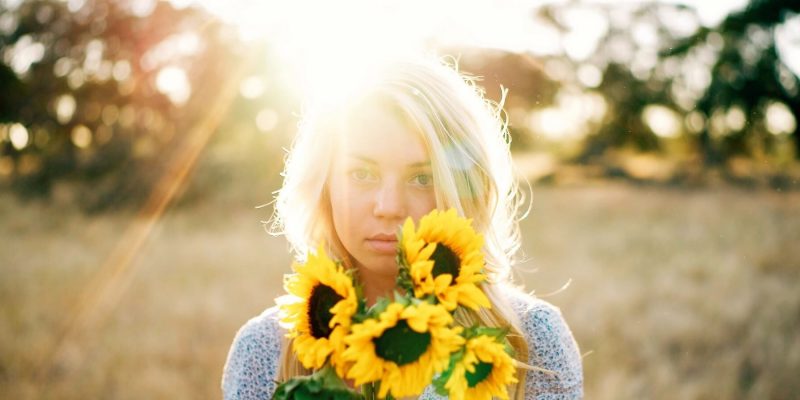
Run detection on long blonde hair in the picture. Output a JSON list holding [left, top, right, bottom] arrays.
[[269, 56, 531, 398]]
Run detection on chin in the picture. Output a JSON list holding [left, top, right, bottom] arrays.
[[360, 256, 398, 276]]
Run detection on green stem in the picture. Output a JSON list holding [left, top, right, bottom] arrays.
[[361, 382, 375, 400]]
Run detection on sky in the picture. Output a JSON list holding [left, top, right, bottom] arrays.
[[169, 0, 798, 100]]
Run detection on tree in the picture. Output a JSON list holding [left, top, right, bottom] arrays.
[[664, 0, 800, 164], [0, 0, 245, 210]]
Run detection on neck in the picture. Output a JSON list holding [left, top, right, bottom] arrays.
[[356, 267, 397, 306]]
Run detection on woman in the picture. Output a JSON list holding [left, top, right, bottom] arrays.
[[221, 57, 583, 399]]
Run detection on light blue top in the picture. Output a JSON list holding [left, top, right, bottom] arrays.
[[221, 287, 583, 399]]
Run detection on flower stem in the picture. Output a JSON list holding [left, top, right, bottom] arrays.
[[361, 382, 375, 400]]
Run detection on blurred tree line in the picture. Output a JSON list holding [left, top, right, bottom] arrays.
[[0, 0, 798, 212], [0, 0, 290, 211], [456, 0, 799, 185]]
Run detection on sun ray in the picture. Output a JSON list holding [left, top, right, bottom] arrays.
[[33, 42, 258, 390]]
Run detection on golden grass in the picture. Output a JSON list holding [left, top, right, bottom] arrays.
[[0, 184, 798, 399]]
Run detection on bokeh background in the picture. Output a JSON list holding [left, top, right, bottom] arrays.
[[1, 0, 799, 398]]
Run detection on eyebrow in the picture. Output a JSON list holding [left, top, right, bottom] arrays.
[[348, 155, 431, 168]]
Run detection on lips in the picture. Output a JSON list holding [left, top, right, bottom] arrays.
[[369, 233, 396, 241], [365, 233, 398, 254]]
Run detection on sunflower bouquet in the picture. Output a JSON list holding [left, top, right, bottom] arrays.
[[275, 209, 519, 400]]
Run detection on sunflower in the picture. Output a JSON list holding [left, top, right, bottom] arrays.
[[342, 302, 464, 399], [279, 244, 358, 375], [400, 208, 490, 311], [445, 335, 519, 400]]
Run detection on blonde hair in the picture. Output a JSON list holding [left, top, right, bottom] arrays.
[[269, 56, 532, 398]]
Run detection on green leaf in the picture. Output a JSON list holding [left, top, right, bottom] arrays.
[[352, 295, 371, 323], [271, 364, 364, 400], [305, 378, 322, 392], [463, 325, 509, 340], [294, 386, 313, 400], [504, 340, 516, 357], [432, 362, 455, 395], [432, 347, 467, 396], [395, 261, 415, 294], [366, 297, 392, 318], [391, 291, 412, 306]]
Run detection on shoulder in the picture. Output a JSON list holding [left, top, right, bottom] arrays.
[[221, 306, 284, 400], [503, 286, 584, 399]]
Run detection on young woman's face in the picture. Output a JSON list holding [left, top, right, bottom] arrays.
[[328, 105, 437, 280]]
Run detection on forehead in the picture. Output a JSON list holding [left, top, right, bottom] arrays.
[[335, 103, 430, 164]]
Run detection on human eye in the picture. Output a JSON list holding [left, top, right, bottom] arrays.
[[410, 173, 433, 188], [349, 167, 377, 182]]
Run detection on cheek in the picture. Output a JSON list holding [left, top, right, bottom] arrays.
[[328, 180, 349, 229], [409, 191, 437, 221], [328, 177, 366, 238]]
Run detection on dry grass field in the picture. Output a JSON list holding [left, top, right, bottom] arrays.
[[1, 183, 798, 399]]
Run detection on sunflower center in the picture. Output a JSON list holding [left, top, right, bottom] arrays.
[[373, 320, 431, 366], [465, 361, 494, 388], [430, 243, 461, 285], [308, 284, 344, 339]]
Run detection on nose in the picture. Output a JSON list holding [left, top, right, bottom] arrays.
[[373, 179, 406, 220]]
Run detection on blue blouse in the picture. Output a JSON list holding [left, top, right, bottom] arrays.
[[221, 287, 583, 399]]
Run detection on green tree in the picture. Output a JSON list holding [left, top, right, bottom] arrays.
[[0, 0, 245, 210], [664, 0, 800, 164]]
